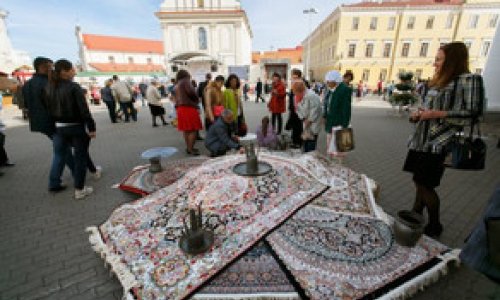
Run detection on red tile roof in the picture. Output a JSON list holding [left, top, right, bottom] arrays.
[[82, 34, 163, 54], [344, 0, 463, 8], [89, 63, 164, 72], [252, 46, 303, 64]]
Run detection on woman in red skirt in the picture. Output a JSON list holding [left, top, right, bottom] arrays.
[[174, 70, 203, 155]]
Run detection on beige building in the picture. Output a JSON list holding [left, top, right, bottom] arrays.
[[303, 0, 500, 89]]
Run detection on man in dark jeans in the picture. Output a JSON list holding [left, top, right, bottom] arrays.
[[101, 79, 117, 123], [23, 57, 74, 191], [255, 78, 264, 103]]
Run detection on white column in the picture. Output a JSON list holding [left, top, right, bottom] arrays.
[[209, 23, 217, 57], [483, 25, 500, 111], [234, 22, 242, 65]]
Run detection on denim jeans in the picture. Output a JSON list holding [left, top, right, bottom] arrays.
[[119, 102, 137, 122], [303, 135, 318, 153], [48, 133, 74, 189], [103, 100, 116, 123], [51, 125, 88, 189]]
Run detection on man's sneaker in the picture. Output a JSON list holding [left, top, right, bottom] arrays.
[[93, 166, 102, 180], [75, 186, 94, 199], [49, 185, 67, 193]]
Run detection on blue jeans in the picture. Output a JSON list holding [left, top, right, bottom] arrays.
[[48, 134, 74, 189], [51, 125, 88, 189], [303, 135, 318, 153]]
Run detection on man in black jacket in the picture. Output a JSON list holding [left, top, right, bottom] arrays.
[[23, 57, 74, 192], [255, 78, 264, 103], [205, 109, 241, 157]]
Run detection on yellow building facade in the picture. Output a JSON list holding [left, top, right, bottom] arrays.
[[303, 0, 500, 89]]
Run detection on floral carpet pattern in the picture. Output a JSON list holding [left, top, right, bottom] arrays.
[[196, 242, 296, 296], [97, 155, 327, 300], [266, 206, 448, 300], [91, 152, 457, 300], [118, 157, 209, 195]]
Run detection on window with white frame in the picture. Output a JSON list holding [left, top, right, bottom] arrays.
[[481, 40, 491, 57], [383, 42, 392, 58], [352, 17, 359, 30], [198, 27, 208, 50], [334, 20, 338, 33], [388, 16, 396, 30], [446, 14, 454, 29], [348, 43, 356, 57], [147, 57, 153, 64], [415, 69, 423, 79], [370, 17, 378, 30], [108, 56, 115, 63], [365, 43, 374, 57], [128, 57, 134, 64], [426, 16, 434, 29], [419, 42, 429, 57], [380, 69, 387, 81], [489, 14, 498, 28], [401, 42, 410, 57], [468, 15, 479, 28], [362, 69, 370, 81], [407, 16, 416, 29]]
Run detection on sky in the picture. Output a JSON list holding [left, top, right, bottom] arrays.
[[2, 0, 356, 64]]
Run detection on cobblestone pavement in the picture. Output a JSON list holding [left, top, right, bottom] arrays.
[[0, 97, 499, 300]]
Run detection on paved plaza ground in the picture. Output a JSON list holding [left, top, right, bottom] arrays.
[[0, 96, 499, 300]]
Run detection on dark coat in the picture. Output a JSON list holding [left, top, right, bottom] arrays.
[[324, 82, 352, 132], [256, 81, 263, 93], [22, 74, 54, 136], [205, 118, 240, 154]]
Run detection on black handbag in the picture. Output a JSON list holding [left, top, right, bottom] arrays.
[[447, 127, 486, 170], [445, 76, 486, 170]]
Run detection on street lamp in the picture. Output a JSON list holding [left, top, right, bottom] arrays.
[[303, 7, 318, 81]]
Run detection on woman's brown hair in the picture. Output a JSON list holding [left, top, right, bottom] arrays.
[[430, 42, 470, 88]]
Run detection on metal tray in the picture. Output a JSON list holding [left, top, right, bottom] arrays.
[[232, 161, 273, 177]]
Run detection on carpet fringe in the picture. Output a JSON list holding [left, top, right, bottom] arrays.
[[377, 249, 461, 299], [86, 226, 138, 300], [192, 293, 300, 300]]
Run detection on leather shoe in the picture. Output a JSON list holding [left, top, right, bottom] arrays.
[[49, 185, 67, 193]]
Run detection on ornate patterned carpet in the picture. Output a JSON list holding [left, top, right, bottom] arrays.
[[89, 152, 459, 300], [118, 157, 210, 196]]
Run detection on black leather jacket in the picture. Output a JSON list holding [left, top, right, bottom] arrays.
[[45, 80, 96, 132]]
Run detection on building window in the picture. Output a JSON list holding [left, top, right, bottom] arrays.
[[415, 69, 423, 79], [332, 45, 336, 59], [407, 16, 415, 29], [365, 43, 374, 57], [348, 43, 356, 57], [334, 21, 338, 33], [419, 42, 429, 57], [380, 69, 387, 81], [197, 0, 204, 8], [108, 56, 115, 63], [489, 14, 498, 28], [362, 69, 370, 81], [468, 15, 479, 28], [352, 17, 359, 30], [198, 27, 207, 50], [475, 68, 482, 74], [383, 43, 392, 58], [128, 57, 134, 64], [401, 42, 410, 57], [426, 16, 434, 29], [147, 57, 153, 64], [446, 14, 454, 29], [388, 17, 396, 30], [370, 17, 378, 30], [481, 41, 491, 57]]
